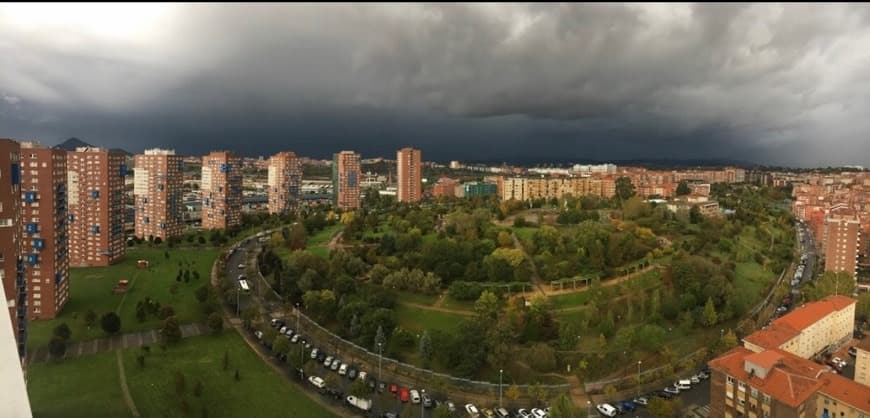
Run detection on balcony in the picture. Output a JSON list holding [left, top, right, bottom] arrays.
[[25, 223, 38, 234], [27, 253, 39, 265], [24, 191, 38, 203]]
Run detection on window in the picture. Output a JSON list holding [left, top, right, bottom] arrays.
[[763, 394, 770, 405], [738, 382, 746, 392]]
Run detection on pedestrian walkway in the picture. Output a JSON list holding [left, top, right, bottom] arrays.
[[28, 322, 211, 363]]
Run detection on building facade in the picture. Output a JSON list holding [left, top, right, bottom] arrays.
[[432, 177, 460, 198], [68, 147, 126, 267], [20, 142, 69, 320], [396, 147, 422, 203], [201, 151, 242, 229], [856, 338, 870, 387], [824, 213, 861, 277], [267, 152, 301, 215], [0, 139, 26, 358], [709, 295, 868, 418], [332, 151, 361, 210], [462, 182, 498, 198], [134, 149, 184, 240]]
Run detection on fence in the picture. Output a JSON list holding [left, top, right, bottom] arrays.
[[582, 347, 709, 393], [291, 308, 571, 403]]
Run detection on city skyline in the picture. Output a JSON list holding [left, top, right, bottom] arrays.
[[2, 4, 870, 167]]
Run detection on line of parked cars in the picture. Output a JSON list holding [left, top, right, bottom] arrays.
[[595, 368, 710, 416]]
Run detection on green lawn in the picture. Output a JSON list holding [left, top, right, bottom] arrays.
[[735, 261, 776, 302], [308, 224, 343, 247], [28, 332, 337, 418], [394, 303, 466, 334], [513, 226, 538, 242], [27, 247, 219, 352], [548, 291, 593, 310], [28, 351, 130, 418]]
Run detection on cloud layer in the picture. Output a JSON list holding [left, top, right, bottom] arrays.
[[2, 3, 870, 166]]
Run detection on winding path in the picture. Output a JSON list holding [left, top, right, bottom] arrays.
[[116, 350, 141, 418]]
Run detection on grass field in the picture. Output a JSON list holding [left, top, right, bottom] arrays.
[[27, 351, 130, 418], [27, 246, 219, 351], [305, 224, 343, 258], [28, 332, 337, 418], [394, 303, 466, 334], [512, 226, 538, 242]]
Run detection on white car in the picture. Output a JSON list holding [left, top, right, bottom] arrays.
[[291, 334, 301, 343], [323, 356, 333, 367], [254, 330, 263, 340], [308, 376, 325, 389], [237, 264, 245, 269], [531, 408, 547, 418], [358, 371, 368, 382], [338, 363, 348, 376], [465, 403, 479, 417], [516, 409, 532, 418], [279, 326, 288, 334], [410, 389, 421, 404], [674, 381, 691, 391], [310, 348, 319, 359], [596, 404, 618, 417], [833, 357, 848, 368]]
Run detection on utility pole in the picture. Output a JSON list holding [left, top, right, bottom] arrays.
[[499, 369, 504, 409], [378, 342, 383, 383]]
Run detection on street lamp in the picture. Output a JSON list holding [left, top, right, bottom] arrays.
[[420, 389, 425, 418], [236, 286, 240, 317], [587, 400, 591, 417], [499, 369, 504, 409], [637, 361, 642, 397], [378, 342, 383, 383]]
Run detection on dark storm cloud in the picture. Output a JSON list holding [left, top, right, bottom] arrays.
[[2, 3, 870, 166]]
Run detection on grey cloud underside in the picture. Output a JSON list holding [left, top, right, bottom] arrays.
[[2, 3, 870, 166]]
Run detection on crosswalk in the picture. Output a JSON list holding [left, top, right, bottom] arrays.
[[688, 404, 711, 417]]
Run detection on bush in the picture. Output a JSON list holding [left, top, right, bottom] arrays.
[[447, 281, 484, 301], [158, 306, 176, 319], [208, 313, 223, 333], [100, 312, 121, 335], [49, 336, 67, 358], [53, 323, 72, 340]]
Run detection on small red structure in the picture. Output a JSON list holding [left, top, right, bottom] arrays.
[[137, 259, 149, 269], [112, 279, 130, 294]]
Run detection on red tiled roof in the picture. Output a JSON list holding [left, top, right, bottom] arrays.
[[744, 322, 800, 350], [818, 374, 870, 413], [744, 350, 783, 370], [708, 347, 829, 408]]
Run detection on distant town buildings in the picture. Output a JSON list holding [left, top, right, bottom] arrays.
[[267, 152, 301, 215], [396, 147, 422, 203], [709, 295, 867, 418], [201, 151, 242, 229], [20, 142, 69, 320], [134, 149, 184, 241], [432, 177, 461, 198], [68, 147, 126, 267], [332, 151, 361, 210]]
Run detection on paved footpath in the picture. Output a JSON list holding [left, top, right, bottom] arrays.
[[28, 322, 211, 364]]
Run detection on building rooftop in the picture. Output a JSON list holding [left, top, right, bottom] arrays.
[[774, 295, 856, 333], [818, 373, 870, 412], [743, 322, 801, 350], [709, 347, 830, 408]]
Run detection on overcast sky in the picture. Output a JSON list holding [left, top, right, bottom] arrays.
[[2, 3, 869, 167]]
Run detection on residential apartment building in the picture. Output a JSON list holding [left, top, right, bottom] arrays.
[[201, 151, 242, 229], [824, 212, 861, 277], [709, 295, 868, 418], [856, 338, 870, 387], [267, 152, 301, 215], [0, 139, 26, 358], [332, 151, 361, 210], [68, 147, 126, 267], [460, 182, 498, 198], [396, 147, 422, 203], [743, 295, 855, 359], [134, 149, 184, 240], [20, 142, 69, 320], [432, 177, 460, 198]]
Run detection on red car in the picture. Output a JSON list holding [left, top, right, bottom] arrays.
[[389, 384, 398, 394], [399, 387, 410, 403]]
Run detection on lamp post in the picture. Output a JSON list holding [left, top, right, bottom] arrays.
[[587, 400, 591, 417], [236, 287, 240, 317], [637, 360, 642, 397], [378, 342, 383, 383], [499, 369, 504, 409], [420, 389, 425, 418]]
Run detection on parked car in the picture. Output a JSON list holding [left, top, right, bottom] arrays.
[[848, 347, 858, 357], [619, 400, 636, 411], [422, 392, 433, 408], [254, 330, 263, 340], [338, 363, 348, 376], [270, 318, 280, 328], [279, 326, 288, 334], [833, 357, 848, 368], [399, 388, 410, 403], [291, 334, 301, 344], [531, 408, 547, 418], [316, 352, 326, 362], [382, 413, 398, 418], [595, 404, 618, 417], [632, 397, 648, 406], [663, 386, 680, 395], [237, 264, 245, 269], [697, 370, 711, 380], [330, 360, 340, 371], [516, 409, 532, 418], [310, 348, 319, 359], [323, 356, 333, 368], [347, 368, 357, 380], [464, 403, 480, 417], [410, 389, 421, 404], [494, 407, 510, 418], [480, 408, 496, 418], [307, 376, 325, 389], [675, 380, 692, 390], [445, 401, 456, 413], [690, 375, 700, 384], [389, 384, 398, 394]]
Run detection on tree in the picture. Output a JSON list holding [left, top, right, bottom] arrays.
[[207, 312, 223, 333], [497, 231, 513, 248], [48, 336, 67, 358], [689, 205, 703, 224], [702, 297, 718, 326], [676, 181, 691, 196], [528, 343, 557, 373], [349, 313, 361, 338], [433, 404, 453, 418], [720, 329, 739, 351], [419, 330, 433, 367], [162, 316, 183, 344], [647, 397, 682, 418], [100, 312, 121, 335], [615, 176, 635, 201], [374, 325, 386, 352], [195, 285, 209, 303], [53, 323, 72, 341], [474, 290, 500, 323], [547, 394, 577, 418], [272, 336, 291, 359], [84, 310, 97, 327], [505, 385, 522, 402], [806, 271, 857, 301], [349, 378, 369, 397]]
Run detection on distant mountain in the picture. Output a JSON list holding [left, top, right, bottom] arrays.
[[53, 137, 132, 156], [53, 137, 92, 151]]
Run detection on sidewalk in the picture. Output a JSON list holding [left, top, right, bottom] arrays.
[[28, 322, 211, 363]]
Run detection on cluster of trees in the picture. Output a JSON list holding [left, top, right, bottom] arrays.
[[379, 268, 442, 295]]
